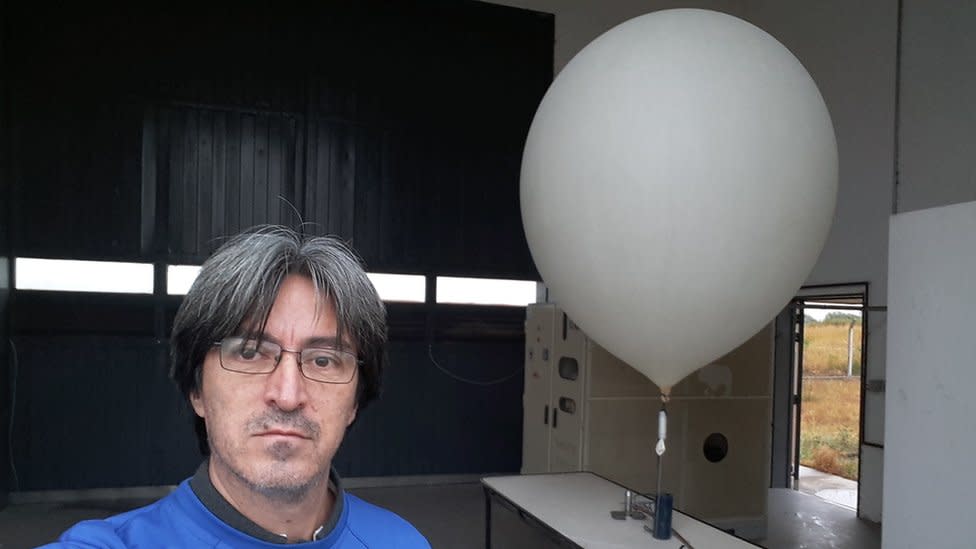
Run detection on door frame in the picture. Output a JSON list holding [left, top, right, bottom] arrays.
[[772, 283, 869, 512]]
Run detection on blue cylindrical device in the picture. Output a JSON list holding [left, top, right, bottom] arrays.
[[653, 493, 673, 540]]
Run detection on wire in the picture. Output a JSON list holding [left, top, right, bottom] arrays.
[[8, 338, 19, 491], [426, 344, 521, 386]]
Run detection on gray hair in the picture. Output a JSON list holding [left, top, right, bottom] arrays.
[[170, 226, 387, 452]]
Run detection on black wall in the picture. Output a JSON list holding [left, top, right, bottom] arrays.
[[3, 1, 552, 490], [1, 1, 13, 505], [7, 1, 550, 275]]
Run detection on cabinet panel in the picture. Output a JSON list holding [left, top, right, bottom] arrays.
[[522, 305, 555, 474], [549, 312, 585, 472], [672, 326, 774, 397], [586, 398, 690, 497], [588, 342, 655, 398], [679, 399, 770, 519]]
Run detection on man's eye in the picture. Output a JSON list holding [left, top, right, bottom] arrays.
[[239, 347, 258, 360], [308, 353, 337, 368], [230, 340, 266, 361]]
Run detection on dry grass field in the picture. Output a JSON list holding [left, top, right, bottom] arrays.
[[800, 378, 860, 479], [799, 320, 863, 480], [803, 321, 862, 376]]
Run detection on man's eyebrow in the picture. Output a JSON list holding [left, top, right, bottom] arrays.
[[305, 336, 343, 348], [243, 333, 282, 346], [241, 333, 348, 349]]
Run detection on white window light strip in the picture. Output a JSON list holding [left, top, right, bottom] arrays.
[[366, 273, 426, 303], [15, 258, 154, 294], [168, 265, 203, 295], [435, 276, 537, 306], [165, 265, 426, 303]]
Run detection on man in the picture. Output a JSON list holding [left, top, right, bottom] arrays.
[[46, 226, 431, 548]]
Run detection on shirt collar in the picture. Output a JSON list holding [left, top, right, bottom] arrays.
[[189, 459, 346, 544]]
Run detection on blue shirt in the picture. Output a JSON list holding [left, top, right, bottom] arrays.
[[41, 476, 431, 548]]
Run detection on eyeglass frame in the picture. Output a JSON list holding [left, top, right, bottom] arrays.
[[211, 336, 361, 384]]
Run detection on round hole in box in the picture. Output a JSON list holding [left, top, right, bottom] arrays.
[[703, 433, 728, 463]]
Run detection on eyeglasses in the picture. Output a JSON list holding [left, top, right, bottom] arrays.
[[213, 336, 359, 384]]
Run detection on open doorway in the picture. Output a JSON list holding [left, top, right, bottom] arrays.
[[788, 289, 865, 511]]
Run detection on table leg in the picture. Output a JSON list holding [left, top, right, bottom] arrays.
[[483, 485, 493, 549]]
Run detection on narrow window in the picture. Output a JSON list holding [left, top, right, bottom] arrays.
[[15, 258, 154, 294], [435, 276, 536, 306], [166, 265, 426, 303], [366, 273, 426, 303], [167, 265, 202, 295]]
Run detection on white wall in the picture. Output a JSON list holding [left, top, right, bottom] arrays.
[[485, 0, 898, 522], [883, 3, 976, 545], [898, 1, 976, 212], [883, 200, 976, 548], [730, 7, 896, 523]]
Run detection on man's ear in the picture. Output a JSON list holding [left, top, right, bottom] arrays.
[[346, 405, 358, 428], [190, 390, 205, 418]]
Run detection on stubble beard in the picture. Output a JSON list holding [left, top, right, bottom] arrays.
[[217, 439, 331, 504], [210, 410, 332, 505]]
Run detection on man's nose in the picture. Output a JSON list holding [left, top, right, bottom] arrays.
[[263, 351, 309, 411]]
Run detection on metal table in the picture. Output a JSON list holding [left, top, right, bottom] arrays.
[[482, 472, 761, 549]]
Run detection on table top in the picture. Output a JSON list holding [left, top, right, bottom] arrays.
[[482, 472, 760, 549]]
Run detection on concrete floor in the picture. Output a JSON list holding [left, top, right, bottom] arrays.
[[0, 481, 880, 549], [764, 488, 879, 549], [797, 465, 858, 510]]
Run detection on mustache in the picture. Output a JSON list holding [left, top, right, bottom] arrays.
[[247, 408, 320, 439]]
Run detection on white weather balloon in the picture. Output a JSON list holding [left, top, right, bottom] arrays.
[[521, 9, 837, 393]]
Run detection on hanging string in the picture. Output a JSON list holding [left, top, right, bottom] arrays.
[[427, 344, 521, 386], [656, 390, 670, 457]]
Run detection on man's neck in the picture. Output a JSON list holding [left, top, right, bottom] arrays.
[[208, 459, 333, 542]]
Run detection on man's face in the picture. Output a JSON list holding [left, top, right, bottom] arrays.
[[190, 274, 358, 501]]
